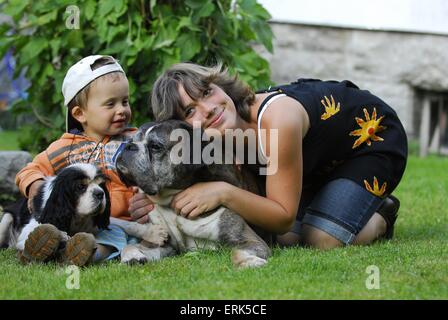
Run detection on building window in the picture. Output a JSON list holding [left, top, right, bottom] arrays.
[[418, 91, 448, 157]]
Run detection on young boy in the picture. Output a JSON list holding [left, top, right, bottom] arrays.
[[15, 55, 153, 266]]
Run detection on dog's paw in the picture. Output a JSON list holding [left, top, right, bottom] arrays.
[[142, 223, 169, 246], [237, 256, 267, 268], [122, 255, 148, 265], [238, 256, 268, 268], [121, 247, 148, 265], [232, 250, 268, 268], [60, 231, 70, 242]]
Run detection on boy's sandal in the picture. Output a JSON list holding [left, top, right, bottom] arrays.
[[21, 224, 62, 263], [62, 232, 97, 267], [376, 194, 400, 240]]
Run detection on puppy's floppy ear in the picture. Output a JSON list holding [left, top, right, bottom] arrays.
[[94, 182, 110, 230], [38, 181, 74, 233]]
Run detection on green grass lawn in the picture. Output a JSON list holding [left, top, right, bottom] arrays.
[[0, 130, 20, 151], [0, 154, 447, 299]]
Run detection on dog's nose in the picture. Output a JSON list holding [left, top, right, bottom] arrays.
[[93, 189, 104, 200]]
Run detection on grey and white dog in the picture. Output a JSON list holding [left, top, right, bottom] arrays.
[[113, 120, 271, 268]]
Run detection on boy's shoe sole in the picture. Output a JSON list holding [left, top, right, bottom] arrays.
[[62, 233, 97, 267], [22, 224, 62, 263], [377, 195, 400, 240]]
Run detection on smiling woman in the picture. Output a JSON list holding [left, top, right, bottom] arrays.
[[150, 62, 408, 250], [178, 83, 240, 135], [151, 63, 255, 130]]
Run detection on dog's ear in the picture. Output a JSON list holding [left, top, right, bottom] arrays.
[[134, 122, 157, 142], [32, 188, 44, 215], [185, 124, 209, 170], [169, 122, 206, 171], [38, 181, 74, 233], [94, 183, 111, 231]]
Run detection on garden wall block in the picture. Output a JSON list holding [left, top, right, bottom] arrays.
[[0, 151, 31, 196]]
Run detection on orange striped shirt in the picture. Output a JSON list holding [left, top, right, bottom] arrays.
[[15, 128, 138, 220]]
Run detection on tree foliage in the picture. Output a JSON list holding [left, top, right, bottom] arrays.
[[0, 0, 273, 153]]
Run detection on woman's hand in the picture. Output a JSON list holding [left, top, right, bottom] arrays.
[[128, 187, 155, 224], [171, 182, 228, 219]]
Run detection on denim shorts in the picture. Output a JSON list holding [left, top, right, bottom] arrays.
[[291, 178, 384, 244]]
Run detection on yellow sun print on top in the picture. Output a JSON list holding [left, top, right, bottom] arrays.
[[364, 176, 387, 197], [349, 107, 386, 149], [321, 95, 340, 120]]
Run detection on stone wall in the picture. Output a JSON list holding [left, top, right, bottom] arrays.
[[257, 23, 448, 138], [0, 151, 31, 201]]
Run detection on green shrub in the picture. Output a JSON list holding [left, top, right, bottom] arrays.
[[0, 0, 273, 153]]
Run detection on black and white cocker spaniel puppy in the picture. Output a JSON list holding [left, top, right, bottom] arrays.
[[0, 163, 110, 251]]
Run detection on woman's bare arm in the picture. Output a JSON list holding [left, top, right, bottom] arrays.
[[219, 98, 308, 233]]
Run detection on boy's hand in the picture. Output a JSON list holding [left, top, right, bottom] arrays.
[[27, 179, 44, 213], [128, 187, 154, 224]]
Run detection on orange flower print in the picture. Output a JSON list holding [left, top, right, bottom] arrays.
[[364, 176, 387, 197], [321, 95, 340, 120], [349, 107, 386, 149]]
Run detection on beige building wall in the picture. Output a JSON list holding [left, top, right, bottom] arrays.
[[257, 23, 448, 138]]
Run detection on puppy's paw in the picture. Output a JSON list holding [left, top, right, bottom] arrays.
[[142, 223, 169, 246], [60, 231, 70, 242]]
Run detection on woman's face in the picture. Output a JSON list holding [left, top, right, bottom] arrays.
[[177, 83, 238, 136]]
